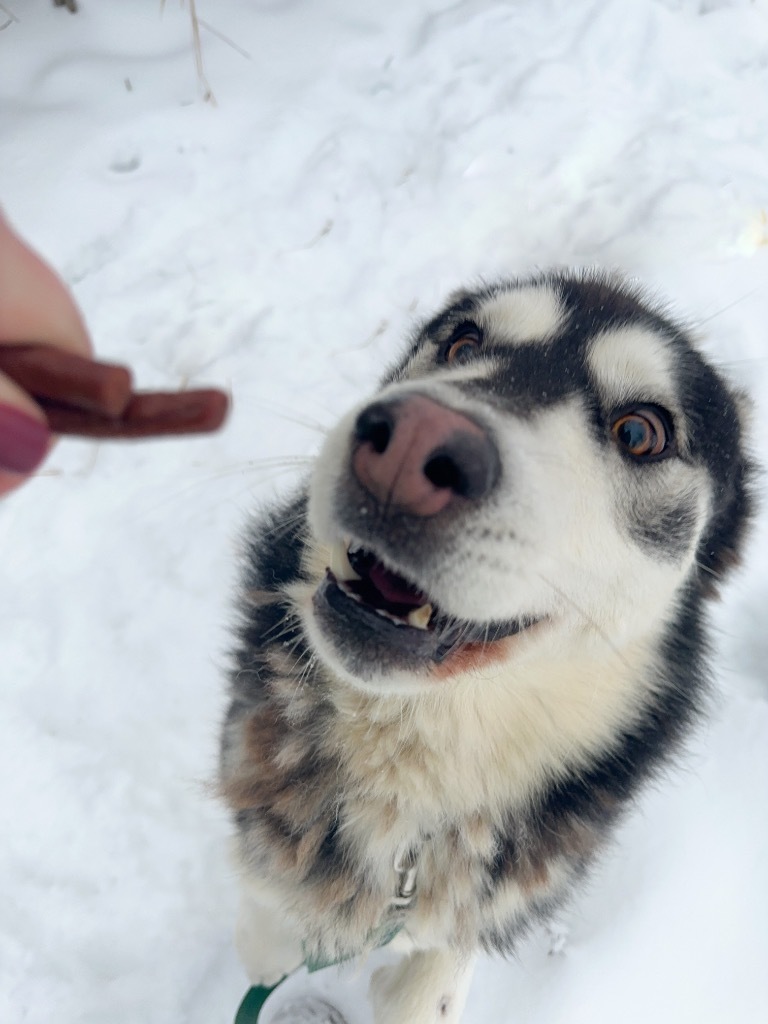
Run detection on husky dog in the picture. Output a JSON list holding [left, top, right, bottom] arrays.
[[220, 272, 752, 1024]]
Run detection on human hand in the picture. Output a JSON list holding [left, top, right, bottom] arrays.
[[0, 211, 91, 497], [0, 213, 229, 499]]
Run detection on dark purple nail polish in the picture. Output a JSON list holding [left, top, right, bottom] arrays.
[[0, 405, 50, 473]]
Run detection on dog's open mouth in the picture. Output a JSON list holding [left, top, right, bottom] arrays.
[[313, 541, 538, 667], [335, 543, 437, 629]]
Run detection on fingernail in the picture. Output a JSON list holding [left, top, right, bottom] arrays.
[[0, 405, 50, 473]]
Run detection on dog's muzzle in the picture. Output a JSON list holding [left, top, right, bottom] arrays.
[[308, 392, 539, 681], [351, 394, 500, 518]]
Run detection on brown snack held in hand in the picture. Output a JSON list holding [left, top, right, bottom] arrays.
[[0, 343, 229, 439]]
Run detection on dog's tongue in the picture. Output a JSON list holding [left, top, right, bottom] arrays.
[[367, 561, 428, 608]]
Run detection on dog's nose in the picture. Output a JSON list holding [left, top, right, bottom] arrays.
[[352, 394, 499, 517]]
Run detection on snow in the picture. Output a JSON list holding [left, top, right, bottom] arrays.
[[1, 1, 767, 1022]]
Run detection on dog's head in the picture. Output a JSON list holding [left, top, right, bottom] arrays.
[[303, 272, 752, 694]]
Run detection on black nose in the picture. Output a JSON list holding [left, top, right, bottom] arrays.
[[352, 395, 499, 516]]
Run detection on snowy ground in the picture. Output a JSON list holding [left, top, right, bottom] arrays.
[[1, 1, 767, 1022]]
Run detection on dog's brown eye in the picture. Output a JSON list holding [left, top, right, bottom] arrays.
[[445, 328, 482, 365], [611, 407, 671, 459]]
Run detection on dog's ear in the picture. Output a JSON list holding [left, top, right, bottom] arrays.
[[440, 278, 494, 316], [695, 386, 756, 598], [443, 285, 475, 309]]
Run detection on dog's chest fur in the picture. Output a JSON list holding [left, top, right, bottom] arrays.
[[222, 571, 665, 959]]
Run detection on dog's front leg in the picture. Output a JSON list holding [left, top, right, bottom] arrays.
[[370, 949, 476, 1024], [235, 885, 305, 988]]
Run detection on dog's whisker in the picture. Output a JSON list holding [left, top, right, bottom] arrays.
[[262, 619, 302, 647], [242, 587, 285, 609], [250, 400, 332, 437], [692, 288, 759, 327], [695, 559, 725, 581], [259, 511, 309, 541], [535, 572, 633, 672], [118, 456, 313, 520], [286, 650, 318, 712], [258, 603, 307, 648]]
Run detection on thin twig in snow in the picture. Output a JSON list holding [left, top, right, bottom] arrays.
[[198, 17, 252, 61], [0, 2, 18, 30], [160, 0, 216, 105]]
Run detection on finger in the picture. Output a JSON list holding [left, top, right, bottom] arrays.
[[0, 212, 92, 356], [0, 370, 52, 498]]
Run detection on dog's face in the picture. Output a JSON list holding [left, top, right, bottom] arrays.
[[303, 274, 751, 694]]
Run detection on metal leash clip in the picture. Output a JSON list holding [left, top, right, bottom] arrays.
[[392, 846, 419, 907]]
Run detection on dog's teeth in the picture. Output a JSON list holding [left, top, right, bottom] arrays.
[[407, 604, 433, 630], [329, 541, 361, 582]]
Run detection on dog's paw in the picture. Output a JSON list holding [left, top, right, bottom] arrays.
[[370, 950, 473, 1024], [268, 998, 348, 1024], [236, 897, 304, 987]]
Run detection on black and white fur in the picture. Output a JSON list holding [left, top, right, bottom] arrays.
[[220, 272, 752, 1024]]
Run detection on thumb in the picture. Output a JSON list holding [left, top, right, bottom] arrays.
[[0, 213, 91, 355]]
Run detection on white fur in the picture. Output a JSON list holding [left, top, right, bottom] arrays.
[[477, 284, 565, 343], [587, 326, 688, 445], [236, 879, 305, 987], [370, 950, 476, 1024]]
